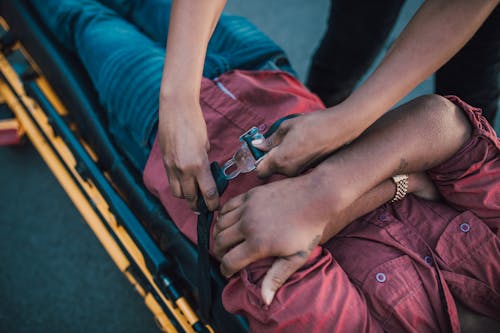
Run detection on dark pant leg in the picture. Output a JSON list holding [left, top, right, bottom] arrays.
[[307, 0, 404, 106], [29, 0, 164, 170], [435, 6, 499, 125], [205, 14, 295, 77], [98, 0, 294, 77], [97, 0, 171, 45]]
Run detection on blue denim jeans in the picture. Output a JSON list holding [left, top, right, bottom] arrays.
[[98, 0, 295, 78], [28, 0, 294, 170]]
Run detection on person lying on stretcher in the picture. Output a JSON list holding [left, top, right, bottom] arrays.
[[29, 0, 500, 332]]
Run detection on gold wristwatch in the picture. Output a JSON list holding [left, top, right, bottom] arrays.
[[390, 174, 409, 202]]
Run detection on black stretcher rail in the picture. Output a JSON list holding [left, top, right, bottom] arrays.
[[0, 1, 248, 331], [0, 66, 187, 332], [24, 80, 168, 277], [6, 71, 202, 333]]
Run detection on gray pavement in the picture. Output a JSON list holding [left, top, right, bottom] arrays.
[[1, 1, 499, 332]]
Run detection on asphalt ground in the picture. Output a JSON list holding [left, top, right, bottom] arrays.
[[1, 1, 499, 332]]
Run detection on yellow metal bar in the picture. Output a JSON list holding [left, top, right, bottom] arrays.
[[35, 77, 68, 116], [0, 46, 210, 332], [0, 16, 9, 30], [0, 79, 131, 281], [0, 118, 20, 130], [1, 79, 177, 332]]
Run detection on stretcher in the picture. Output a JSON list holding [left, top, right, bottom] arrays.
[[0, 1, 248, 332]]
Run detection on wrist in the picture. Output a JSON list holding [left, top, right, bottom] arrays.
[[159, 89, 202, 116], [160, 79, 200, 104], [389, 174, 409, 202], [304, 163, 355, 217], [323, 104, 367, 145]]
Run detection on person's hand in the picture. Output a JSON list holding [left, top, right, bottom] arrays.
[[253, 107, 359, 178], [158, 96, 219, 211], [213, 174, 335, 305]]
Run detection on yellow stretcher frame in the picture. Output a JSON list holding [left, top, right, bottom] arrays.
[[0, 18, 213, 333]]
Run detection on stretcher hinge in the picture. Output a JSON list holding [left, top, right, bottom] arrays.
[[0, 24, 16, 51], [6, 49, 38, 81]]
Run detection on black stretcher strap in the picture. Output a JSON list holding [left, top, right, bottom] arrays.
[[195, 114, 300, 321], [197, 162, 228, 322], [1, 1, 249, 330]]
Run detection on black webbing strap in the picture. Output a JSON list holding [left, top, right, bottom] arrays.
[[197, 162, 228, 322]]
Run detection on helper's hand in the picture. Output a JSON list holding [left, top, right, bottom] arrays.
[[158, 96, 219, 211], [213, 174, 334, 305], [254, 107, 360, 178]]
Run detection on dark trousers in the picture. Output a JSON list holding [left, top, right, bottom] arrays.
[[307, 1, 499, 125], [29, 0, 293, 171]]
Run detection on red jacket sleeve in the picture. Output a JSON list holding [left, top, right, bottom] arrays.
[[428, 96, 500, 235]]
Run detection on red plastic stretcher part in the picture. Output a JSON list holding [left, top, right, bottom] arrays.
[[0, 119, 23, 146]]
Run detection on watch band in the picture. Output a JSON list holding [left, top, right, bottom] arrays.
[[390, 174, 409, 202]]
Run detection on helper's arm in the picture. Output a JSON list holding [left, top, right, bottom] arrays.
[[255, 0, 498, 178], [214, 94, 472, 304], [159, 0, 226, 211]]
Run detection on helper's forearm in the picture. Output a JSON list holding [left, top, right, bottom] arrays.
[[311, 95, 471, 220], [161, 0, 226, 100], [332, 0, 498, 138]]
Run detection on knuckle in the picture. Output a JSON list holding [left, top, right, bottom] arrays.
[[174, 157, 204, 173], [281, 164, 297, 176], [274, 154, 289, 169], [264, 137, 274, 149], [172, 191, 183, 199], [178, 163, 200, 173], [163, 156, 174, 170], [221, 257, 235, 273], [204, 187, 218, 199], [270, 275, 285, 290], [237, 220, 249, 234], [184, 192, 196, 201], [276, 123, 288, 137], [249, 238, 268, 255], [213, 234, 223, 250]]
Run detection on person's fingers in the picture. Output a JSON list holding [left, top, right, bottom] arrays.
[[252, 122, 287, 152], [220, 242, 259, 278], [261, 254, 309, 305], [252, 133, 277, 152], [179, 174, 198, 210], [219, 193, 246, 215], [165, 164, 183, 199], [253, 120, 292, 177], [196, 161, 219, 211], [214, 205, 242, 235], [213, 223, 245, 259], [254, 148, 279, 178]]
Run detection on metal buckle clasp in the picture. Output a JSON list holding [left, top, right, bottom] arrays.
[[221, 127, 265, 180]]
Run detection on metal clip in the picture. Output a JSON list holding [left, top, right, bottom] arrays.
[[220, 114, 301, 181], [221, 127, 265, 180]]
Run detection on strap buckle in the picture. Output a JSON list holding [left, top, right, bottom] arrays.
[[221, 126, 265, 180]]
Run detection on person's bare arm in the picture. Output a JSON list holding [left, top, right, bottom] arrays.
[[214, 94, 471, 304], [338, 0, 498, 133], [320, 172, 438, 243], [255, 0, 498, 178], [159, 0, 226, 211]]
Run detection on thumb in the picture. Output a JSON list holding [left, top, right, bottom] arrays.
[[254, 147, 277, 178], [261, 253, 308, 306], [253, 124, 289, 178], [252, 129, 283, 151]]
